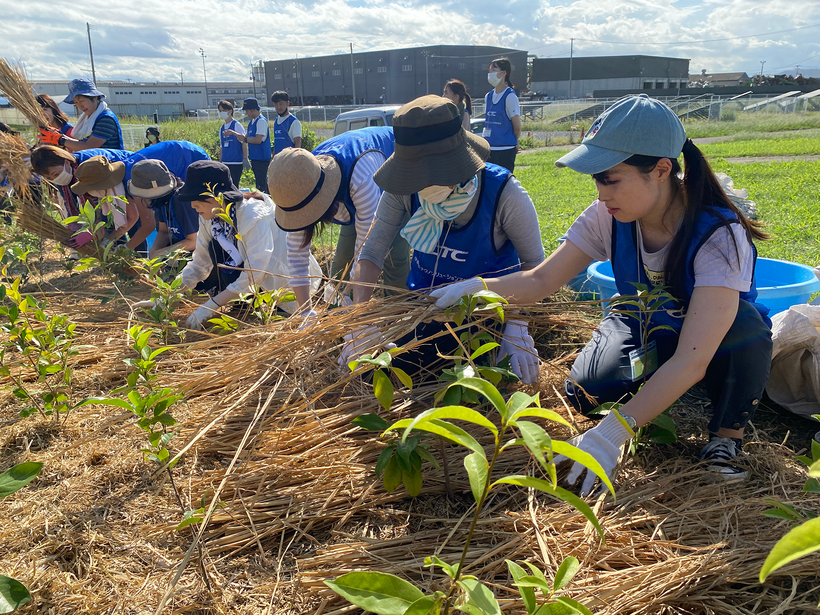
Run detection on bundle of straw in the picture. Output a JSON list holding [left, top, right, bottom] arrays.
[[0, 59, 48, 128], [0, 131, 32, 196]]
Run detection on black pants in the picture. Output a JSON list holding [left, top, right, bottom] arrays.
[[565, 300, 773, 433], [250, 159, 270, 193], [488, 148, 517, 173], [226, 163, 243, 189], [195, 239, 242, 297]]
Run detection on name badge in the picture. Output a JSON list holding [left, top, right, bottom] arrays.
[[629, 340, 658, 382]]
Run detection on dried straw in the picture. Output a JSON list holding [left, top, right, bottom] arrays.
[[0, 59, 49, 128], [0, 131, 32, 195]]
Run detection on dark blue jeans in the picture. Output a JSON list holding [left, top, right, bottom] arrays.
[[565, 300, 773, 433]]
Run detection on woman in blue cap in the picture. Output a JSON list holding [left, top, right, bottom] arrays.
[[432, 94, 772, 490], [39, 78, 123, 151]]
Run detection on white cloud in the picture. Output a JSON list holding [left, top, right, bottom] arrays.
[[0, 0, 818, 84]]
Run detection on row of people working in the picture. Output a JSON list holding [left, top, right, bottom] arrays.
[[33, 93, 770, 493]]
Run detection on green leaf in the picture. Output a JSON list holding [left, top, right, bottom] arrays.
[[554, 596, 594, 615], [415, 444, 441, 471], [553, 557, 580, 591], [647, 429, 677, 445], [506, 561, 537, 615], [0, 575, 31, 613], [325, 571, 424, 615], [375, 447, 394, 477], [551, 440, 615, 497], [401, 406, 498, 441], [492, 475, 604, 540], [649, 413, 677, 433], [803, 478, 820, 494], [383, 456, 402, 493], [760, 516, 820, 581], [457, 578, 502, 615], [450, 377, 506, 417], [352, 413, 390, 431], [810, 458, 820, 478], [470, 342, 499, 361], [464, 451, 488, 504], [373, 369, 395, 411], [402, 468, 423, 497], [404, 595, 438, 615], [391, 367, 413, 391], [762, 509, 802, 521], [0, 462, 43, 498], [74, 396, 134, 411], [513, 575, 553, 595], [387, 418, 486, 458], [534, 603, 575, 615], [517, 421, 553, 473], [425, 556, 457, 579], [176, 516, 203, 530]]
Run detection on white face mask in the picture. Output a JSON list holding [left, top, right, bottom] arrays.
[[488, 72, 503, 87], [418, 185, 454, 204], [51, 164, 73, 186], [219, 111, 230, 120], [88, 189, 109, 199]]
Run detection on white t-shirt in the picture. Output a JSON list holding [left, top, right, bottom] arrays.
[[252, 116, 269, 139], [491, 89, 520, 121], [276, 114, 302, 140], [565, 200, 754, 292]]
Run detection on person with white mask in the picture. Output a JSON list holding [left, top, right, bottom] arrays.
[[342, 95, 545, 383], [483, 57, 522, 173], [217, 100, 249, 188]]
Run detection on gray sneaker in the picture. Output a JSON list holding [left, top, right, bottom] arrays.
[[699, 436, 749, 482]]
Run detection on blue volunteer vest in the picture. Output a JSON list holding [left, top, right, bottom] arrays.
[[93, 108, 124, 149], [247, 116, 271, 161], [483, 88, 517, 148], [123, 140, 210, 184], [220, 119, 244, 164], [273, 114, 297, 155], [73, 148, 133, 167], [611, 206, 770, 330], [311, 126, 395, 226], [153, 192, 190, 243], [407, 164, 521, 291]]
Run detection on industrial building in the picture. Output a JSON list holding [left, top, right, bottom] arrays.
[[530, 55, 690, 99], [263, 45, 528, 106]]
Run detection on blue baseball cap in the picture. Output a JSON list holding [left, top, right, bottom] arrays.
[[242, 97, 260, 111], [64, 78, 105, 104], [555, 94, 686, 175]]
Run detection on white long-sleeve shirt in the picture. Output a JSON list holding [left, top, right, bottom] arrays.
[[286, 150, 385, 286], [182, 194, 321, 297]]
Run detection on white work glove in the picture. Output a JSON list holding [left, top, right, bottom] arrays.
[[498, 320, 539, 384], [428, 277, 487, 309], [131, 298, 167, 310], [338, 326, 396, 368], [553, 411, 634, 496], [185, 298, 220, 331], [243, 158, 251, 172], [297, 309, 318, 331]]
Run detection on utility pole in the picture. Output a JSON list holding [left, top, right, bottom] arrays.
[[759, 60, 766, 76], [568, 38, 574, 100], [425, 50, 429, 94], [87, 23, 97, 83], [350, 43, 357, 105], [199, 48, 208, 107], [180, 69, 184, 85]]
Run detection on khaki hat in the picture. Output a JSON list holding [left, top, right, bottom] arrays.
[[269, 148, 342, 232], [128, 159, 176, 199], [374, 95, 490, 195], [71, 155, 126, 195]]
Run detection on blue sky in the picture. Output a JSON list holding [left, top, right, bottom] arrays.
[[1, 0, 819, 84]]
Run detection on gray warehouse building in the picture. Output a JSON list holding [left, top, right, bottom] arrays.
[[264, 45, 528, 106], [531, 55, 690, 99]]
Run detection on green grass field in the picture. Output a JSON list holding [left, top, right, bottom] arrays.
[[516, 145, 820, 266]]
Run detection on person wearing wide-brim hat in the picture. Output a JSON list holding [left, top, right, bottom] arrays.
[[431, 94, 773, 492], [342, 94, 546, 382], [39, 78, 124, 152], [71, 155, 153, 253], [176, 160, 321, 330], [128, 159, 199, 259], [268, 126, 410, 314]]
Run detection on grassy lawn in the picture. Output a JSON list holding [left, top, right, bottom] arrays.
[[699, 134, 820, 158], [681, 112, 820, 138], [517, 149, 820, 266]]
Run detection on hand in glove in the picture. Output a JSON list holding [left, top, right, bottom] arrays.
[[297, 309, 318, 331], [498, 319, 539, 384], [338, 326, 396, 369], [242, 158, 252, 172], [553, 410, 634, 496], [185, 298, 220, 331], [38, 127, 63, 146], [428, 277, 487, 309]]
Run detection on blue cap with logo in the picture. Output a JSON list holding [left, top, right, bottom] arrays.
[[555, 94, 687, 175]]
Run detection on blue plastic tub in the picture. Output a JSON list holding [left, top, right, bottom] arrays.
[[587, 257, 820, 316], [556, 236, 600, 299]]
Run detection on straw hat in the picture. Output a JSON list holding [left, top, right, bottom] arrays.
[[71, 155, 125, 195], [269, 148, 342, 232], [374, 95, 490, 195]]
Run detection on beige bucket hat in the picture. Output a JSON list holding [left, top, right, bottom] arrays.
[[71, 155, 126, 195], [268, 148, 342, 232]]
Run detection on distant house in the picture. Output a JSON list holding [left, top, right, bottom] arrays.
[[689, 71, 750, 87]]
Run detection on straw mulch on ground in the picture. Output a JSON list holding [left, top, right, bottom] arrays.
[[0, 246, 818, 615]]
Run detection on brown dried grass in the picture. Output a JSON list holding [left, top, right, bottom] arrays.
[[0, 260, 817, 615], [0, 59, 49, 128]]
